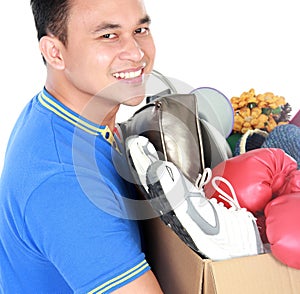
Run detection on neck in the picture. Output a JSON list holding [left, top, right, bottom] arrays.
[[45, 76, 120, 130]]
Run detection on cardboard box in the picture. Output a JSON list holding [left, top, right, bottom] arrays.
[[142, 217, 300, 294]]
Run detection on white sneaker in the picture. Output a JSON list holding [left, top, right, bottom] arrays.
[[126, 135, 264, 260], [126, 135, 159, 192], [146, 160, 265, 260]]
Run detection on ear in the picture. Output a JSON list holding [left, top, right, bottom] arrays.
[[39, 36, 65, 70]]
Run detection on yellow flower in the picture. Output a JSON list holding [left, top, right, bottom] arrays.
[[230, 89, 290, 134], [233, 106, 269, 133], [256, 92, 286, 109]]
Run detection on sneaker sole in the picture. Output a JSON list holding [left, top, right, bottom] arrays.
[[146, 160, 208, 257]]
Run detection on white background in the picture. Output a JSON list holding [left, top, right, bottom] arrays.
[[0, 0, 299, 170]]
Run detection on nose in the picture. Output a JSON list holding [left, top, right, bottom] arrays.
[[119, 37, 144, 62]]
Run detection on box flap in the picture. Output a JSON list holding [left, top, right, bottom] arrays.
[[203, 253, 300, 294]]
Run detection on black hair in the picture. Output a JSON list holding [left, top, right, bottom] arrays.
[[30, 0, 71, 46]]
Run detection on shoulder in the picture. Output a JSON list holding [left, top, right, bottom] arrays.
[[23, 173, 150, 292]]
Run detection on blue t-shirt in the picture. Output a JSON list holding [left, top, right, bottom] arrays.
[[0, 89, 150, 293]]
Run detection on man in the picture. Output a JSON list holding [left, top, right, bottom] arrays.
[[0, 0, 162, 292]]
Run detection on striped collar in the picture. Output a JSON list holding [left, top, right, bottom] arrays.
[[38, 88, 119, 149]]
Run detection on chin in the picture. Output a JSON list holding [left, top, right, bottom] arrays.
[[123, 95, 145, 106]]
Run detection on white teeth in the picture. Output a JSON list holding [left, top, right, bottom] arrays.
[[113, 69, 142, 79]]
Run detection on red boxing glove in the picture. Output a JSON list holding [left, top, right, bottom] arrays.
[[280, 169, 300, 194], [265, 193, 300, 269], [204, 148, 297, 214]]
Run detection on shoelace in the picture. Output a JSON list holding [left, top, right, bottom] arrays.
[[194, 168, 262, 256], [195, 168, 212, 190], [211, 176, 257, 222], [211, 176, 242, 210], [195, 169, 256, 220]]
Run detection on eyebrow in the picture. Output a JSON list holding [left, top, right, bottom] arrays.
[[139, 15, 151, 25], [92, 14, 151, 34]]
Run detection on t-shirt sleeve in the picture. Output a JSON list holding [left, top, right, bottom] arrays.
[[23, 172, 150, 293]]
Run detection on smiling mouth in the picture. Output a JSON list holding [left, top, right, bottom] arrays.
[[112, 68, 143, 80]]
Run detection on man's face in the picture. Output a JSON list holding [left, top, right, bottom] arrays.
[[61, 0, 156, 106]]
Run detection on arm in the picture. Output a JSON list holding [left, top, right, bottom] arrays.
[[112, 270, 163, 294]]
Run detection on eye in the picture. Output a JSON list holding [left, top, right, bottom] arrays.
[[101, 33, 118, 40], [134, 27, 150, 35]]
